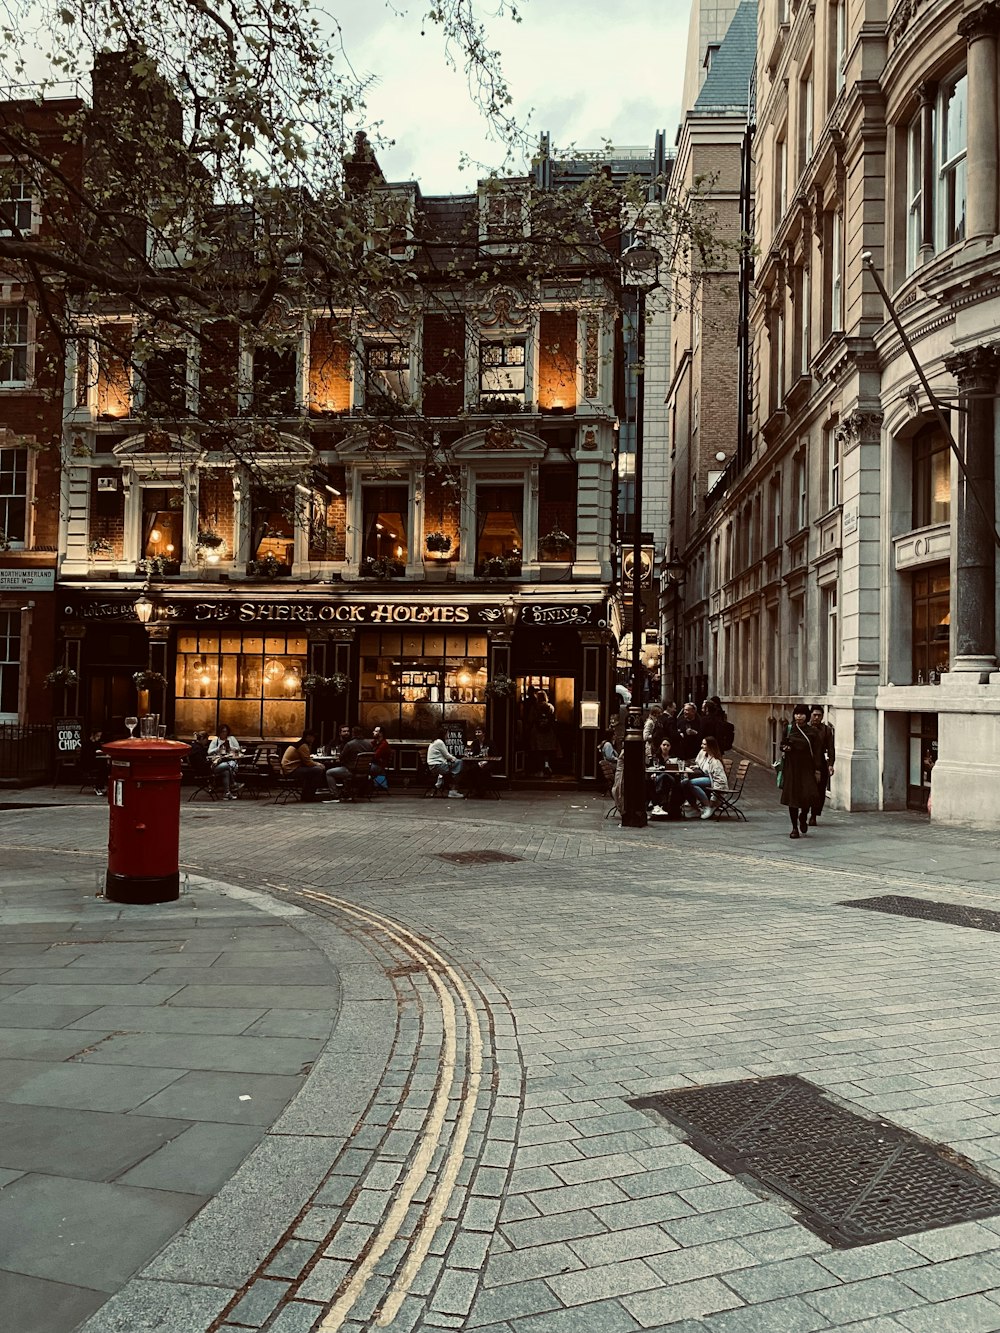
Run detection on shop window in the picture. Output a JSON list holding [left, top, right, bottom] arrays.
[[940, 74, 968, 248], [250, 485, 295, 571], [362, 484, 409, 567], [825, 422, 841, 510], [364, 341, 410, 407], [479, 339, 526, 407], [252, 345, 297, 415], [907, 711, 937, 810], [0, 608, 19, 721], [357, 629, 488, 740], [821, 584, 838, 691], [912, 566, 950, 682], [174, 631, 307, 738], [0, 445, 27, 547], [141, 487, 183, 567], [912, 424, 950, 528], [141, 347, 188, 416], [0, 306, 29, 385], [475, 484, 523, 573]]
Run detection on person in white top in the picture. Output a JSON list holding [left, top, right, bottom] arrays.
[[208, 723, 242, 799], [680, 735, 728, 819], [427, 729, 464, 797]]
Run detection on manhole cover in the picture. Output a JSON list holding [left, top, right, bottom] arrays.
[[841, 894, 1000, 933], [632, 1075, 1000, 1247], [436, 850, 523, 865]]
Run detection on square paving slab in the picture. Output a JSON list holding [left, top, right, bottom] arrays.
[[0, 1102, 190, 1180]]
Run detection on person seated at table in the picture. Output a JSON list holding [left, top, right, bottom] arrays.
[[427, 728, 464, 797], [81, 724, 108, 795], [468, 726, 489, 757], [678, 735, 728, 820], [187, 731, 211, 780], [281, 730, 336, 802], [208, 723, 243, 800], [370, 726, 392, 792], [649, 737, 683, 818], [327, 725, 375, 798], [600, 727, 618, 764]]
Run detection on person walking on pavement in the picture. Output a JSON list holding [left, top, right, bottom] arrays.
[[779, 703, 823, 838], [808, 705, 835, 825]]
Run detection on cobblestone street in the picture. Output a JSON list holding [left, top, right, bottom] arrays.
[[4, 784, 1000, 1332]]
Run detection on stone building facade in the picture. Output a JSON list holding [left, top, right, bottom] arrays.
[[678, 0, 1000, 826]]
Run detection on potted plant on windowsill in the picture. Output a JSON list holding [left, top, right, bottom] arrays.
[[360, 556, 404, 579], [478, 555, 521, 580], [88, 537, 114, 560], [424, 531, 452, 555], [137, 556, 180, 576], [246, 553, 291, 578]]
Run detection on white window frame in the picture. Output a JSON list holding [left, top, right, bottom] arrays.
[[834, 0, 846, 96], [906, 112, 923, 274], [802, 68, 815, 162], [776, 133, 788, 223], [938, 72, 968, 250], [478, 336, 527, 407], [795, 451, 808, 531], [0, 304, 31, 388], [478, 183, 528, 253], [800, 266, 811, 374], [135, 339, 195, 417], [0, 443, 29, 548], [0, 165, 39, 236], [831, 210, 844, 330], [0, 606, 24, 723], [826, 423, 841, 510]]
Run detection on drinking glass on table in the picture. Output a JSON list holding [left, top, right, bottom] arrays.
[[125, 715, 138, 738]]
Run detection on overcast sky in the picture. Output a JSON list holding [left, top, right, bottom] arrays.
[[336, 0, 689, 194]]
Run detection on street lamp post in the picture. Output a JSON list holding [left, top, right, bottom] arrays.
[[620, 236, 660, 829]]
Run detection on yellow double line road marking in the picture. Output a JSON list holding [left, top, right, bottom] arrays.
[[298, 889, 484, 1331]]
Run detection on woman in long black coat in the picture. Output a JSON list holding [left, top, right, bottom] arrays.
[[779, 703, 823, 838]]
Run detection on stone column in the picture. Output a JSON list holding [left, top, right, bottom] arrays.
[[917, 82, 937, 262], [943, 345, 1000, 678], [831, 407, 883, 810], [959, 4, 1000, 241]]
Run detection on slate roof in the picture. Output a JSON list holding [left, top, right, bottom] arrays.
[[693, 0, 756, 115]]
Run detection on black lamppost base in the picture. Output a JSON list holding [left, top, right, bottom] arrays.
[[620, 716, 647, 828]]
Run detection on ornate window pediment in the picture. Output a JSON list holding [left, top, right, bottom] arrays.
[[336, 425, 425, 462], [452, 426, 545, 459], [112, 431, 202, 476]]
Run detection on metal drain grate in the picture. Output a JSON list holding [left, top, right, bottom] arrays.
[[436, 850, 523, 865], [632, 1075, 1000, 1247], [840, 894, 1000, 933]]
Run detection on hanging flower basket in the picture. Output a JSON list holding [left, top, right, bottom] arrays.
[[137, 556, 179, 576], [197, 530, 223, 549], [485, 673, 516, 699], [539, 527, 573, 555], [44, 667, 78, 688], [88, 537, 113, 557], [424, 531, 452, 554], [133, 670, 167, 691]]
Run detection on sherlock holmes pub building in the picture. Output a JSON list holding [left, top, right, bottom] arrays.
[[675, 0, 1000, 826], [38, 129, 623, 785]]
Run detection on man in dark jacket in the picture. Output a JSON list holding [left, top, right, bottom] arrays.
[[808, 706, 836, 824], [671, 702, 703, 763]]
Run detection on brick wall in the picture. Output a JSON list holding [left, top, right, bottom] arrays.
[[537, 311, 577, 411], [422, 314, 465, 416], [198, 320, 239, 419], [309, 319, 351, 413]]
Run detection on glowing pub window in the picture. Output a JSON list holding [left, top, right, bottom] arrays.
[[174, 632, 308, 738], [142, 488, 183, 563]]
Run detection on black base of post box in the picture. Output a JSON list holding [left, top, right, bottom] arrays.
[[105, 870, 180, 905]]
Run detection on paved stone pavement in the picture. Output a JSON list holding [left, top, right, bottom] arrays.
[[3, 776, 1000, 1332]]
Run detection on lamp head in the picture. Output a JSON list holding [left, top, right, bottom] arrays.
[[134, 584, 155, 625], [621, 235, 661, 290]]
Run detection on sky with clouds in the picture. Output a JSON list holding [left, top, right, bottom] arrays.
[[335, 0, 690, 193]]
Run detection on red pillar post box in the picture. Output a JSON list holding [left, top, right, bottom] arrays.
[[102, 739, 190, 904]]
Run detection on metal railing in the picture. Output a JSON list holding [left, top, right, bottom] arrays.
[[0, 723, 51, 785]]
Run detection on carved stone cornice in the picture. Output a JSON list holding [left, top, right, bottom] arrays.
[[835, 409, 884, 453], [944, 344, 1000, 389]]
